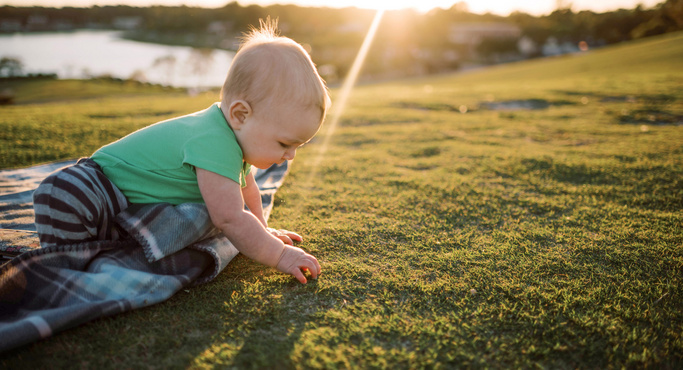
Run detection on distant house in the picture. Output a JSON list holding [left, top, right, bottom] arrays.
[[336, 22, 365, 34], [541, 37, 580, 56], [113, 16, 143, 30], [0, 19, 22, 32], [448, 22, 522, 61], [207, 21, 231, 36], [52, 19, 74, 31], [517, 36, 538, 57], [448, 22, 521, 46], [26, 14, 49, 31]]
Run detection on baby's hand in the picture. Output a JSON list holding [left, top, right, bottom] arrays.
[[276, 245, 321, 284], [268, 228, 302, 245]]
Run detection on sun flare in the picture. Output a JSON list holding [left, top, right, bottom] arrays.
[[303, 9, 385, 189]]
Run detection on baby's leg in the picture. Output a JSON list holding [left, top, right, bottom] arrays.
[[32, 158, 129, 248]]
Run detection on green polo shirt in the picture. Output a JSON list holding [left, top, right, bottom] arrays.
[[92, 103, 250, 205]]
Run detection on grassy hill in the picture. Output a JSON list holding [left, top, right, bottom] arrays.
[[1, 32, 681, 368]]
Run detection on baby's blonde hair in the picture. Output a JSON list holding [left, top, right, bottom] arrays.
[[220, 18, 330, 123]]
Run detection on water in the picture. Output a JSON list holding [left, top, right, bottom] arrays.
[[0, 30, 234, 88]]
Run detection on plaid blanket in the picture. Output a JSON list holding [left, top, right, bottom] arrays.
[[0, 161, 290, 353]]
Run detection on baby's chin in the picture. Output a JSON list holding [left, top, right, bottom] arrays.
[[252, 162, 278, 170]]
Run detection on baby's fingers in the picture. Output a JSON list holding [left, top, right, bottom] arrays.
[[308, 259, 320, 279], [293, 259, 319, 284], [313, 257, 321, 276], [291, 268, 308, 284], [281, 229, 303, 242], [275, 234, 294, 245], [268, 228, 301, 245], [303, 257, 321, 280]]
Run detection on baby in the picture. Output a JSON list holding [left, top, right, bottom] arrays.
[[32, 20, 330, 284]]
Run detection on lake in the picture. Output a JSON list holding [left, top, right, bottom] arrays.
[[0, 30, 234, 88]]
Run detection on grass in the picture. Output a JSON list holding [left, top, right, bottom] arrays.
[[1, 31, 682, 368], [0, 78, 190, 168]]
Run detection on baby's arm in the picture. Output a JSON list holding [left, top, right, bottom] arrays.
[[241, 172, 268, 226], [196, 168, 320, 283], [241, 172, 302, 245]]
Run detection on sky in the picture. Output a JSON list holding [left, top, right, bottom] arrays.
[[3, 0, 664, 15]]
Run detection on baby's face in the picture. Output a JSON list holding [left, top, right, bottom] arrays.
[[238, 102, 321, 169]]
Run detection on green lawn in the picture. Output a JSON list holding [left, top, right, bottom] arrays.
[[1, 32, 681, 368]]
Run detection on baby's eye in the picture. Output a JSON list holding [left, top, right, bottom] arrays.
[[279, 142, 288, 148]]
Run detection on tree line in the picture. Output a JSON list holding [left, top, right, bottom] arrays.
[[1, 0, 681, 81]]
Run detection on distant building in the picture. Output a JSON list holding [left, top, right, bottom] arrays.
[[206, 21, 235, 36], [26, 14, 49, 31], [336, 22, 365, 34], [0, 19, 22, 32], [517, 36, 538, 57], [448, 22, 522, 61], [542, 36, 580, 56], [448, 22, 521, 46], [113, 16, 143, 30], [52, 19, 74, 31]]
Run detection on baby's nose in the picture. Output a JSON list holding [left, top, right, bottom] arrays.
[[283, 149, 296, 160]]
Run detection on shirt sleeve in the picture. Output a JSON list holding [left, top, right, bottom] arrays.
[[182, 127, 246, 186]]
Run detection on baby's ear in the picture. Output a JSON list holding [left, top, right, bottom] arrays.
[[228, 100, 252, 129]]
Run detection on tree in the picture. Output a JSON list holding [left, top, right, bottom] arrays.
[[0, 57, 23, 78]]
